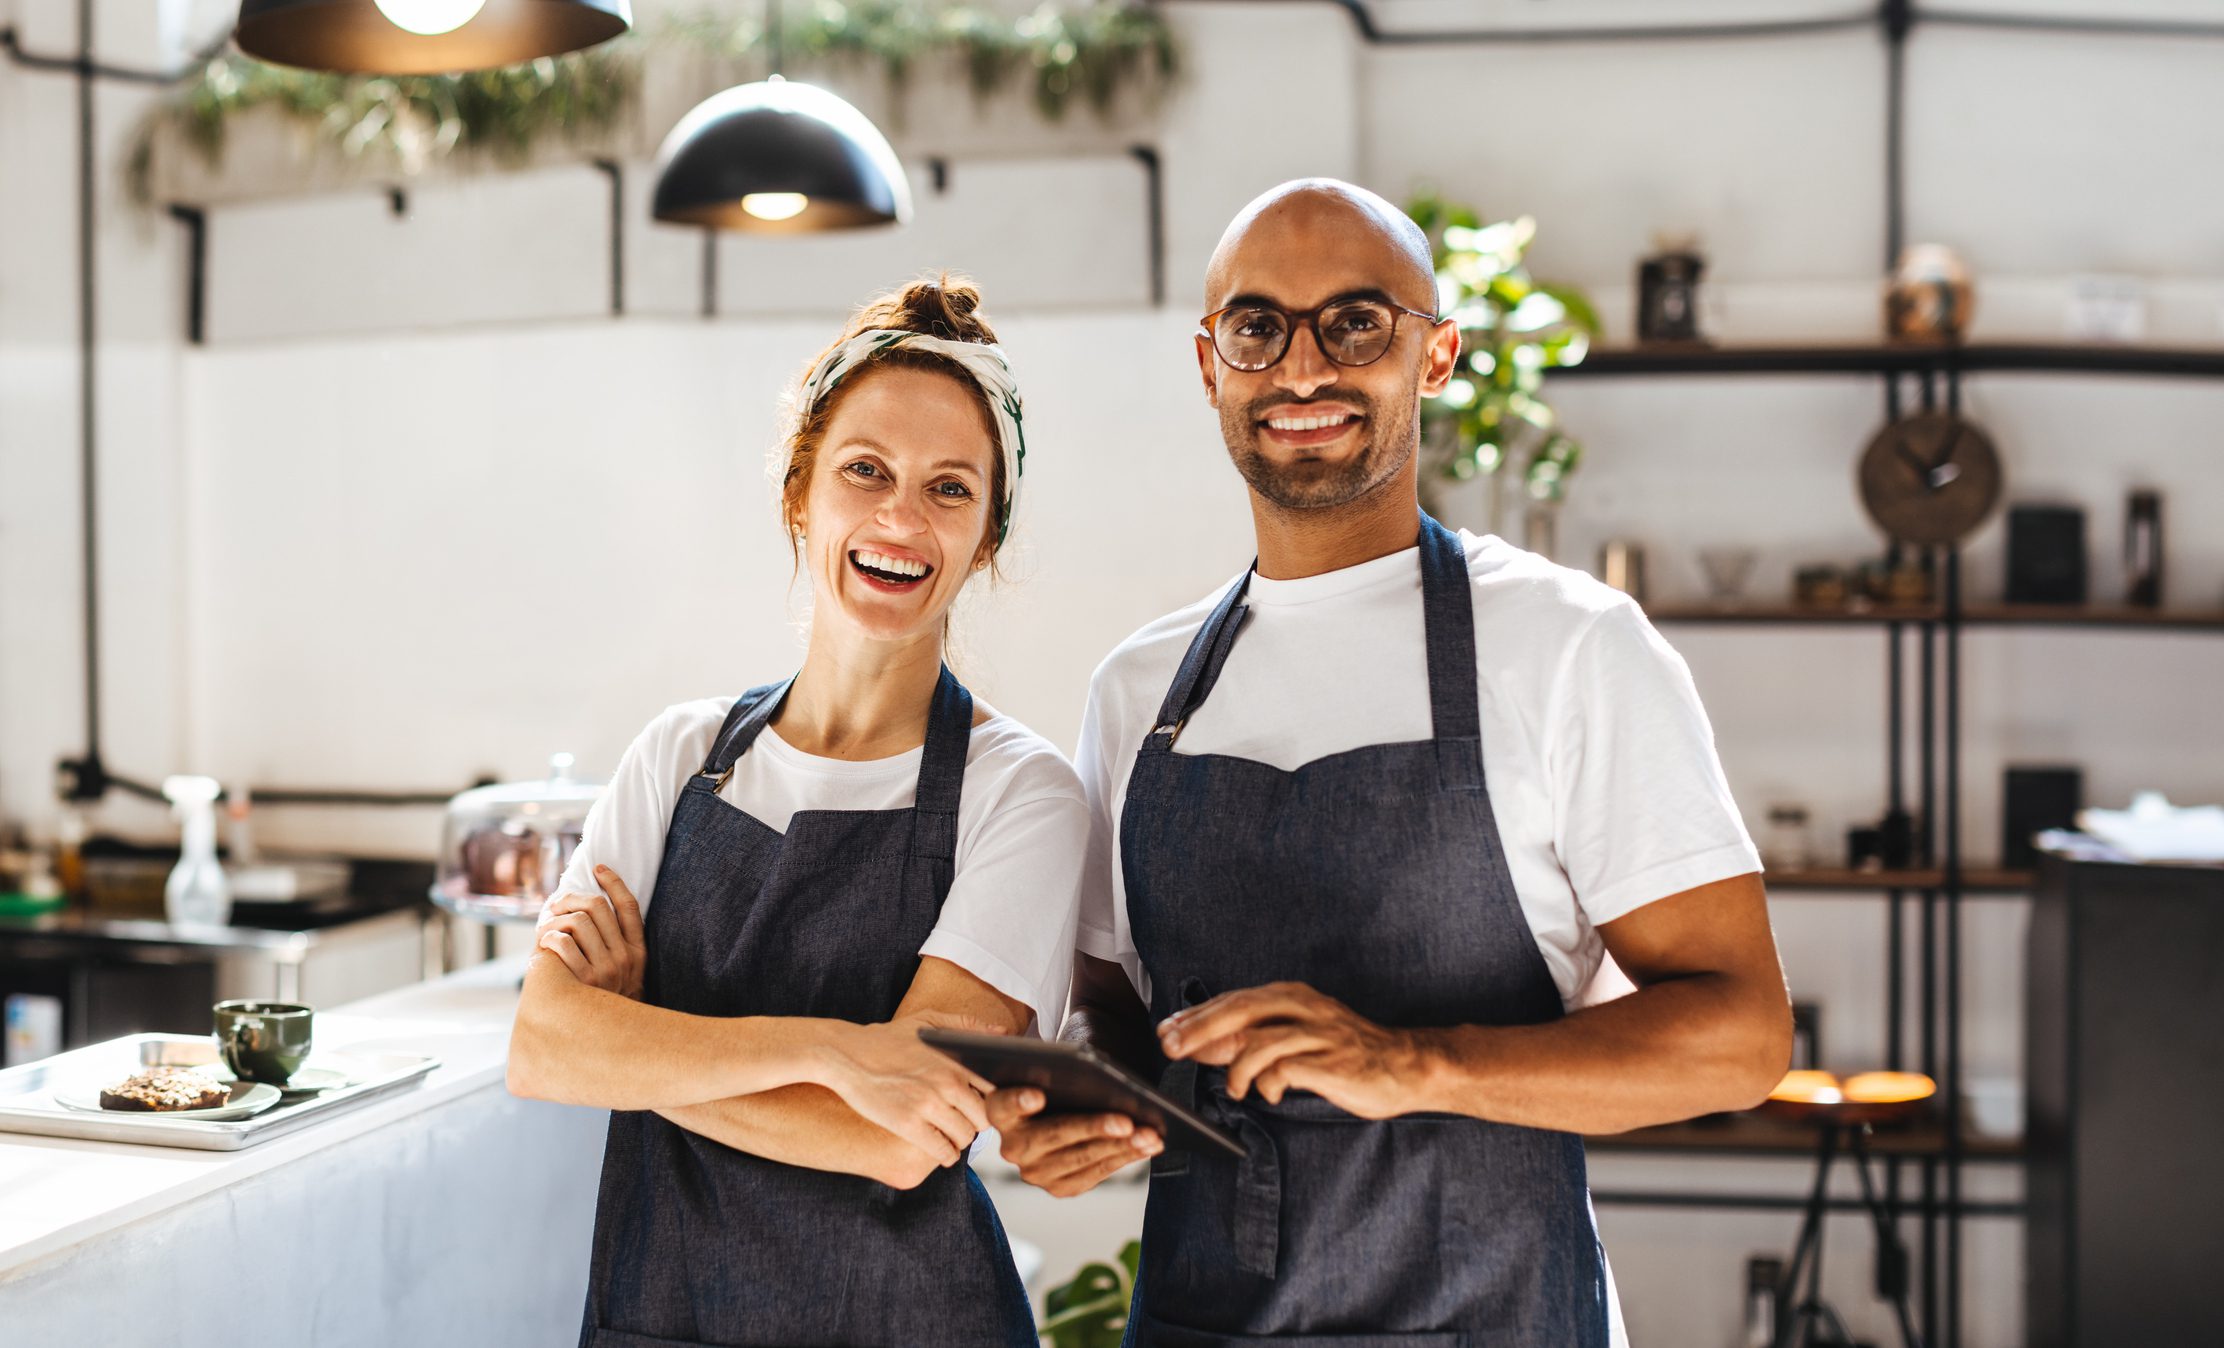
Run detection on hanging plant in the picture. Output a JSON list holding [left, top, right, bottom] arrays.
[[129, 3, 1179, 205], [675, 1, 1179, 122], [127, 44, 643, 204], [1407, 192, 1600, 508]]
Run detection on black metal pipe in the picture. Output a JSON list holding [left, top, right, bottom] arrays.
[[1281, 0, 1877, 45], [1884, 0, 1908, 269], [700, 230, 718, 319], [591, 159, 624, 316], [75, 0, 103, 802], [0, 23, 226, 84], [1129, 145, 1165, 307], [102, 770, 482, 809], [1942, 545, 1965, 1348], [1922, 7, 2224, 40], [166, 205, 208, 345]]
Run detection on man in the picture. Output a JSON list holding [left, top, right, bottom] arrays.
[[990, 179, 1791, 1345]]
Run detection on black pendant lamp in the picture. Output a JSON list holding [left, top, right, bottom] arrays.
[[235, 0, 631, 75], [651, 4, 910, 234]]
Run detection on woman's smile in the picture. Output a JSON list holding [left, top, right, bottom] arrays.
[[849, 546, 936, 591]]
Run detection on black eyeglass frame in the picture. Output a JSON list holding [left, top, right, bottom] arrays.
[[1198, 297, 1443, 372]]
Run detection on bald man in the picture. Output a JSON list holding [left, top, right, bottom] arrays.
[[989, 180, 1791, 1345]]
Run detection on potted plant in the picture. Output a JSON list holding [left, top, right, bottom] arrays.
[[1406, 193, 1598, 556]]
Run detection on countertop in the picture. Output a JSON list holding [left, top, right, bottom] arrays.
[[0, 954, 530, 1277]]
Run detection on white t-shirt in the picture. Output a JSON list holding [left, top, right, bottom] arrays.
[[1075, 530, 1761, 1010], [549, 697, 1089, 1034]]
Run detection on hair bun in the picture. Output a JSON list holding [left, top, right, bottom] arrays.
[[891, 274, 992, 344]]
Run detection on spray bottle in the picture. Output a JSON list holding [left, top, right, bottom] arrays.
[[163, 775, 232, 927]]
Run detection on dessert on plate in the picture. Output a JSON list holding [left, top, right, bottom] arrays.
[[98, 1066, 229, 1112]]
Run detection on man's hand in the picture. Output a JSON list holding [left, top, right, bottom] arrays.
[[1158, 981, 1431, 1120], [986, 1087, 1160, 1197], [538, 865, 648, 1000]]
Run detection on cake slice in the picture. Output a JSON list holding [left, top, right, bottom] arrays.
[[99, 1066, 229, 1112]]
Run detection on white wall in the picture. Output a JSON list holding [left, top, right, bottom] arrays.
[[6, 3, 2224, 1345]]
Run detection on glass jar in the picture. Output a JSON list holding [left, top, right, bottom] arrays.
[[1763, 804, 1815, 873], [433, 753, 603, 923]]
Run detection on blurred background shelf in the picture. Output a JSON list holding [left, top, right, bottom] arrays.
[[1558, 342, 2224, 380], [1589, 1112, 2024, 1162], [1645, 603, 2224, 631], [1767, 867, 2034, 895]]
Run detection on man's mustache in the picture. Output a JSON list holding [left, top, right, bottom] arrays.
[[1243, 389, 1373, 422]]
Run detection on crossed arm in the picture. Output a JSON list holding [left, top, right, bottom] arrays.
[[506, 865, 1029, 1190]]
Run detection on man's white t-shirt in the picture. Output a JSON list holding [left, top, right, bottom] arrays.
[[1075, 529, 1760, 1008], [550, 697, 1090, 1034], [1074, 531, 1758, 1348]]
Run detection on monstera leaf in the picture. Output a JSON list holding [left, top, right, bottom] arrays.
[[1038, 1239, 1142, 1348]]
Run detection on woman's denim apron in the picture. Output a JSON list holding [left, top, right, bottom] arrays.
[[576, 668, 1035, 1348], [1119, 516, 1609, 1346]]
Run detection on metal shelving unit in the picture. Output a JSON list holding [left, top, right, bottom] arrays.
[[1572, 346, 2224, 1346]]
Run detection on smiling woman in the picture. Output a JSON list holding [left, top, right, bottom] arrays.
[[503, 276, 1086, 1348]]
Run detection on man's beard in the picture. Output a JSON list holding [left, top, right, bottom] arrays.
[[1221, 386, 1418, 511]]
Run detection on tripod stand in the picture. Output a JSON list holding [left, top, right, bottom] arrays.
[[1772, 1119, 1926, 1348]]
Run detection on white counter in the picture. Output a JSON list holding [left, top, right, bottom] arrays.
[[0, 956, 1149, 1347], [0, 957, 609, 1347]]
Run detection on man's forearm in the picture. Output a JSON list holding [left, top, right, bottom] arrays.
[[656, 1087, 944, 1189], [1411, 971, 1790, 1134]]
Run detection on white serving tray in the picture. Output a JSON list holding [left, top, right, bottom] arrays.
[[0, 1033, 438, 1152]]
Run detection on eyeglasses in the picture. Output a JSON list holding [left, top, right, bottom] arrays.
[[1199, 297, 1439, 372]]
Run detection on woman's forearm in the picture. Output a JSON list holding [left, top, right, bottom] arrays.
[[507, 954, 837, 1110], [657, 1087, 947, 1190]]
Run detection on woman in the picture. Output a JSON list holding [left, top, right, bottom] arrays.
[[507, 277, 1102, 1348]]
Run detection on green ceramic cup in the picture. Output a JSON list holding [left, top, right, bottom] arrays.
[[214, 999, 314, 1084]]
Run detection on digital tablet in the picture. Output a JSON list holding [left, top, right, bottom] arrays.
[[920, 1029, 1246, 1159]]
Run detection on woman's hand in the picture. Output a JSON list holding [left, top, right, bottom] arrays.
[[812, 1012, 1005, 1169], [537, 865, 647, 1000]]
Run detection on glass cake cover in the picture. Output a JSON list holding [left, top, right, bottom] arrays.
[[433, 753, 603, 922]]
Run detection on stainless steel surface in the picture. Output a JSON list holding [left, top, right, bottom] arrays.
[[0, 904, 424, 954], [0, 1032, 438, 1151]]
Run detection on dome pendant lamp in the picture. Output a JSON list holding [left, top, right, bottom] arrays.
[[651, 2, 911, 234], [234, 0, 631, 76]]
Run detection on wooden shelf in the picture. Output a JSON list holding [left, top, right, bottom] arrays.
[[1645, 603, 2224, 631], [1557, 341, 2224, 380], [1767, 867, 2033, 895], [1588, 1111, 2024, 1161]]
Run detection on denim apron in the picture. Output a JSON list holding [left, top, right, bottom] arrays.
[[1119, 516, 1609, 1346], [577, 667, 1035, 1348]]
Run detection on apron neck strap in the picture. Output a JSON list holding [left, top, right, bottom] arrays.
[[1417, 514, 1484, 791], [1145, 568, 1253, 748], [700, 677, 796, 785], [911, 665, 973, 861]]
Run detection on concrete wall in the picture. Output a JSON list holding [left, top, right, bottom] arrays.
[[6, 2, 2223, 1343]]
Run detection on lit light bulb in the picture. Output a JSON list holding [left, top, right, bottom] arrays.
[[373, 0, 488, 37], [742, 193, 809, 222]]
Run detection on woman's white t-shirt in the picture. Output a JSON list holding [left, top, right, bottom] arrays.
[[1074, 530, 1761, 1010], [549, 698, 1090, 1034]]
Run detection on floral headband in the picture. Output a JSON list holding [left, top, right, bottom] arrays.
[[798, 329, 1026, 543]]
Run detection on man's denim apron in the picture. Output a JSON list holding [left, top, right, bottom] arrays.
[[576, 668, 1035, 1348], [1119, 516, 1609, 1346]]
